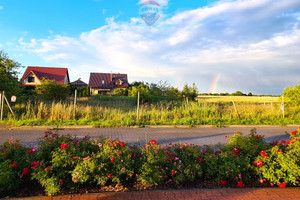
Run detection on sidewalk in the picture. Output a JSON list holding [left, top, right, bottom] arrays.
[[10, 188, 300, 200]]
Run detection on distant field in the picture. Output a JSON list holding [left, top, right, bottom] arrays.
[[197, 95, 280, 103]]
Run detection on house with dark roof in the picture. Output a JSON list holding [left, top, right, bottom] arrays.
[[89, 73, 129, 95], [20, 66, 70, 87], [71, 78, 88, 88]]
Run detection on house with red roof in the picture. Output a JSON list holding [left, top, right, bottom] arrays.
[[20, 66, 70, 87], [89, 72, 129, 95]]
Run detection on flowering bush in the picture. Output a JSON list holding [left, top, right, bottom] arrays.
[[0, 139, 35, 194], [1, 129, 300, 197], [254, 128, 300, 187]]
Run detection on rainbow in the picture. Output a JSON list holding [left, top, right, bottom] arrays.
[[209, 75, 220, 94]]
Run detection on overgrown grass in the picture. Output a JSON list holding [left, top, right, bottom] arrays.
[[2, 96, 300, 126]]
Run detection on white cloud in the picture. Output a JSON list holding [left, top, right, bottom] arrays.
[[0, 6, 3, 10], [19, 0, 300, 94]]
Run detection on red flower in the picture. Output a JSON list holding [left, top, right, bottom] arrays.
[[198, 157, 205, 163], [71, 156, 77, 161], [49, 140, 53, 143], [108, 173, 112, 178], [119, 142, 125, 148], [260, 151, 268, 158], [237, 181, 245, 188], [60, 143, 68, 149], [27, 148, 35, 155], [278, 182, 286, 188], [292, 131, 297, 135], [171, 170, 175, 176], [31, 161, 39, 170], [12, 161, 17, 167], [253, 159, 264, 167], [20, 168, 30, 178], [219, 180, 227, 186], [111, 157, 115, 163], [133, 154, 136, 159], [269, 141, 278, 146], [147, 140, 157, 145], [44, 166, 51, 172], [60, 179, 63, 185]]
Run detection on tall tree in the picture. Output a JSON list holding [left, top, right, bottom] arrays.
[[0, 51, 22, 97]]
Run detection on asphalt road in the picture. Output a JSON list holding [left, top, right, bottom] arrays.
[[0, 125, 298, 146]]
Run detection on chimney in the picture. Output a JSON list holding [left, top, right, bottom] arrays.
[[110, 72, 113, 82]]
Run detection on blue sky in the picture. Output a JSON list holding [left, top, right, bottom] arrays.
[[0, 0, 300, 95]]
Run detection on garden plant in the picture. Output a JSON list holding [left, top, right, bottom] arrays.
[[0, 128, 299, 197]]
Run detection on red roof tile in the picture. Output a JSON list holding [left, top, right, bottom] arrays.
[[89, 73, 128, 89], [21, 66, 69, 84]]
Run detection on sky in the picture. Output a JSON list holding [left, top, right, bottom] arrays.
[[0, 0, 300, 95]]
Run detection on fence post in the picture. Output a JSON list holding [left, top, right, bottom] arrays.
[[0, 91, 3, 121], [137, 91, 140, 121], [74, 89, 77, 119], [232, 99, 241, 120], [4, 95, 15, 118]]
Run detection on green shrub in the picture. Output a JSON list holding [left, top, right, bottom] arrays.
[[254, 128, 300, 186]]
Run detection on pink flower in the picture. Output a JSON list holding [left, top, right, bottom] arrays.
[[98, 143, 103, 147], [154, 150, 158, 154], [44, 166, 51, 172], [270, 183, 274, 186], [60, 179, 63, 185], [198, 157, 205, 163], [83, 156, 90, 161], [60, 143, 68, 149]]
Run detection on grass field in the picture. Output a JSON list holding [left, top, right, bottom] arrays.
[[197, 95, 280, 103], [1, 94, 299, 127]]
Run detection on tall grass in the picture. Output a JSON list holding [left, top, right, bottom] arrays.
[[4, 99, 300, 126]]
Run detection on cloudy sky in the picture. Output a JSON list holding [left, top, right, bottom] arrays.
[[0, 0, 299, 95]]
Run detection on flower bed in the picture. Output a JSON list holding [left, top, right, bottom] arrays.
[[0, 128, 300, 197]]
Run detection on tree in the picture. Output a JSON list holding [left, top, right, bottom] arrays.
[[232, 91, 245, 96], [182, 83, 198, 101], [166, 86, 182, 99], [35, 79, 70, 101], [282, 85, 300, 106], [113, 88, 126, 96], [0, 51, 22, 97]]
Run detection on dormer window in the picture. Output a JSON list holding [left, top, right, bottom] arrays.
[[102, 80, 105, 84], [28, 77, 35, 83], [115, 79, 123, 85]]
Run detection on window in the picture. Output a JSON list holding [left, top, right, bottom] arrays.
[[115, 79, 123, 85], [28, 77, 35, 83], [102, 80, 105, 84]]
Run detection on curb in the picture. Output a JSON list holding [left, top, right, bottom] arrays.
[[1, 124, 300, 131]]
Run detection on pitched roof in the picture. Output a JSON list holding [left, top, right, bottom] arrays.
[[71, 79, 88, 87], [21, 66, 69, 84], [89, 73, 129, 89]]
